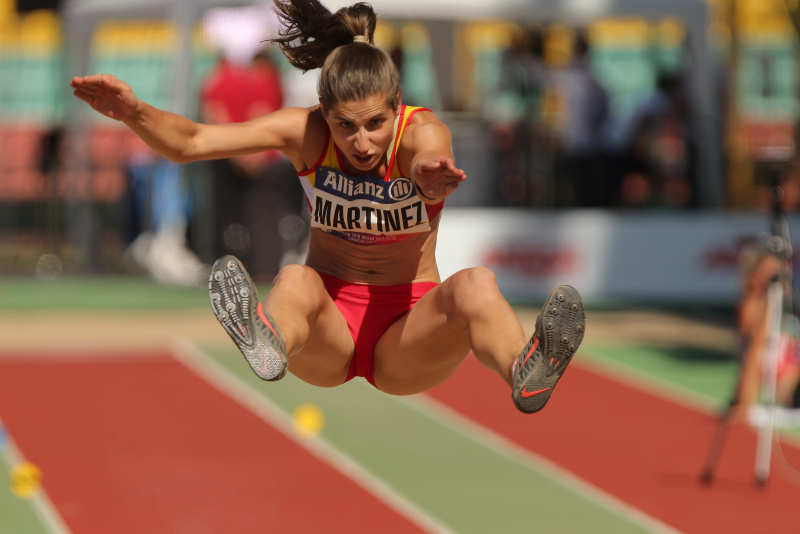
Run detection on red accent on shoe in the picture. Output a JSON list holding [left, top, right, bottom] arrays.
[[521, 336, 540, 368], [521, 387, 551, 398], [256, 303, 280, 339]]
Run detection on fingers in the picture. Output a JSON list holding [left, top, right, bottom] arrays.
[[441, 157, 466, 178], [71, 74, 106, 88], [70, 74, 127, 95], [70, 79, 97, 93], [445, 168, 466, 180], [418, 159, 442, 173], [418, 157, 465, 178], [72, 90, 93, 105]]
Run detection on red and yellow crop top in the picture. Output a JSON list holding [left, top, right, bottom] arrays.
[[297, 105, 444, 246]]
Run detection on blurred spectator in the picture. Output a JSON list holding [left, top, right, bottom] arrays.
[[201, 50, 306, 280], [619, 170, 653, 208], [622, 73, 694, 208], [547, 32, 610, 208], [487, 27, 549, 206], [753, 160, 800, 212], [730, 241, 800, 420], [125, 134, 205, 286]]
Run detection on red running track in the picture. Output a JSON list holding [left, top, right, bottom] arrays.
[[0, 353, 426, 534], [427, 357, 800, 534]]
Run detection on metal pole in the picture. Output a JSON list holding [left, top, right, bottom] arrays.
[[754, 278, 783, 485]]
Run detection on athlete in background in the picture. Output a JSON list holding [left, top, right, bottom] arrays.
[[733, 246, 800, 418], [70, 0, 585, 413]]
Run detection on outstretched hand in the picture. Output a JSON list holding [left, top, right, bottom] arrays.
[[412, 156, 466, 201], [70, 74, 142, 122]]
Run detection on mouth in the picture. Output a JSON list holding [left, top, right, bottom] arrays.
[[353, 154, 373, 166]]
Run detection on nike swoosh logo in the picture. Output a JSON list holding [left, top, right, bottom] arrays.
[[257, 303, 281, 340], [521, 336, 540, 368], [259, 347, 270, 374], [521, 387, 551, 398]]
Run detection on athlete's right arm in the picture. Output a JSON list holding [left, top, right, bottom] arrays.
[[70, 74, 307, 164]]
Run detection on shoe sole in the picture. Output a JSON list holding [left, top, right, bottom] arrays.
[[208, 255, 288, 381], [513, 285, 585, 414]]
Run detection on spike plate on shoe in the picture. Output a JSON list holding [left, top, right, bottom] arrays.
[[209, 255, 288, 381], [512, 285, 585, 414]]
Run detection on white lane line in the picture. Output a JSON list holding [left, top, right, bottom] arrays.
[[577, 349, 722, 414], [171, 339, 456, 534], [0, 418, 73, 534], [391, 392, 684, 534]]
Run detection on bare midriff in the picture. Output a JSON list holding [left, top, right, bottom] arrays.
[[305, 213, 442, 286]]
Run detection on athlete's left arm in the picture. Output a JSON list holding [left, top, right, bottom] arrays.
[[400, 119, 466, 205]]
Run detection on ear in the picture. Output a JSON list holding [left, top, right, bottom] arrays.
[[319, 101, 328, 117], [394, 90, 403, 113]]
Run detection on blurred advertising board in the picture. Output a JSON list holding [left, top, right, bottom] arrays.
[[436, 209, 800, 305]]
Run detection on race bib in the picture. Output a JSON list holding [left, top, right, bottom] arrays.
[[311, 166, 430, 246]]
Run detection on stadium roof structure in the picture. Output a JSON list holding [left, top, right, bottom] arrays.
[[66, 0, 708, 21], [63, 0, 722, 207]]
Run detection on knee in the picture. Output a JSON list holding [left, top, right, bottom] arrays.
[[272, 265, 325, 299], [450, 267, 498, 294], [274, 264, 312, 285], [446, 267, 502, 314]]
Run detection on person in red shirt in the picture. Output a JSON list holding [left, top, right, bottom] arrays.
[[202, 51, 305, 277]]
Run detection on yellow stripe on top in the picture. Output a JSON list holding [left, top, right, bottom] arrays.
[[388, 106, 430, 180], [318, 134, 341, 175], [298, 132, 341, 189]]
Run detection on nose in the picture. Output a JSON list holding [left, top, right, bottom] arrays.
[[354, 128, 369, 153]]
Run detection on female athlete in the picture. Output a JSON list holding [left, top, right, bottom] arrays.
[[70, 0, 585, 413]]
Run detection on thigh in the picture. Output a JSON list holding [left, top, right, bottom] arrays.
[[264, 265, 355, 387], [372, 280, 471, 395]]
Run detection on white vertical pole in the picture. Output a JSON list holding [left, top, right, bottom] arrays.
[[755, 279, 783, 484]]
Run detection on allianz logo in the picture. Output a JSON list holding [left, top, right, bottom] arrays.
[[322, 171, 385, 199], [320, 170, 414, 202], [388, 178, 413, 201]]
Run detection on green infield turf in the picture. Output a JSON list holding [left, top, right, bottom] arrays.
[[0, 276, 270, 311], [582, 344, 740, 409], [0, 441, 50, 534]]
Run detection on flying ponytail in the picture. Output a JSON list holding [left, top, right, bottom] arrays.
[[272, 0, 400, 110]]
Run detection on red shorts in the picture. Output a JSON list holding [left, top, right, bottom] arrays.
[[317, 273, 438, 388]]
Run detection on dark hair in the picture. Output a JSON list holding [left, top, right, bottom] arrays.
[[272, 0, 400, 110]]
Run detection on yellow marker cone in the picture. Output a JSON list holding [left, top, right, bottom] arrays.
[[292, 403, 324, 439], [10, 462, 42, 499]]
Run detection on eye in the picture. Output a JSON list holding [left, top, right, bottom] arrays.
[[339, 121, 353, 129], [371, 118, 385, 126]]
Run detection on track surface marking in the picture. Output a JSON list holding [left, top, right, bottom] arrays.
[[204, 346, 655, 534], [426, 357, 800, 534], [0, 353, 426, 534]]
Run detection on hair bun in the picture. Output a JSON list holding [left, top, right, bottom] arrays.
[[272, 0, 378, 71]]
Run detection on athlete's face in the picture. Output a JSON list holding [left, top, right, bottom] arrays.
[[323, 94, 399, 175]]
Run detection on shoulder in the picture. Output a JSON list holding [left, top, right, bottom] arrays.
[[399, 109, 451, 151], [394, 108, 454, 177], [405, 107, 441, 130], [298, 106, 331, 171]]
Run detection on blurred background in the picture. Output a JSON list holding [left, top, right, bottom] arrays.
[[3, 0, 800, 533]]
